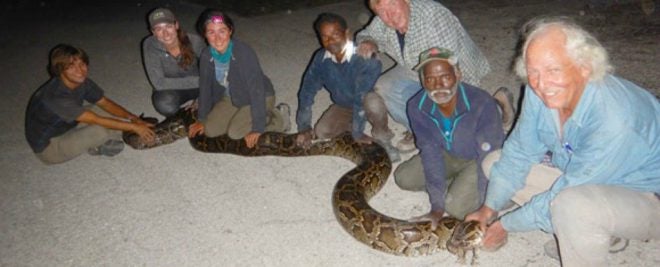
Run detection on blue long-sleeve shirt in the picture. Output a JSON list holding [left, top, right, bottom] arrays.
[[296, 45, 381, 139], [408, 83, 504, 212], [486, 75, 660, 233]]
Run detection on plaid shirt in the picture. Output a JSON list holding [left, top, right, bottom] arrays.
[[356, 0, 490, 86]]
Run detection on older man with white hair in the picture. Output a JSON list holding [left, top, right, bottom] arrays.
[[465, 16, 660, 266]]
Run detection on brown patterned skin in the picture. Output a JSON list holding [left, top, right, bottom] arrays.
[[123, 109, 483, 258], [447, 220, 483, 265]]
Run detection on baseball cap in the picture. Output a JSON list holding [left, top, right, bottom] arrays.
[[413, 47, 458, 71], [148, 8, 176, 28]]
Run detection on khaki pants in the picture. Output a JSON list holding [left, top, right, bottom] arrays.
[[482, 150, 559, 206], [36, 107, 121, 164], [314, 93, 392, 142], [203, 96, 285, 138], [483, 150, 660, 267], [394, 151, 480, 219]]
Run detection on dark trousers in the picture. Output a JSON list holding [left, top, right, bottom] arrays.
[[152, 88, 199, 116]]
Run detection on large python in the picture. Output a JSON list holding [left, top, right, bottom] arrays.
[[124, 109, 483, 264]]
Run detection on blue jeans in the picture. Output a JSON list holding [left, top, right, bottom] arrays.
[[374, 65, 422, 130]]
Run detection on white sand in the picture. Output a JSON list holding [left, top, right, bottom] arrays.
[[1, 0, 658, 266]]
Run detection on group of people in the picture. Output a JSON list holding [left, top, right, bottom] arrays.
[[25, 0, 659, 266]]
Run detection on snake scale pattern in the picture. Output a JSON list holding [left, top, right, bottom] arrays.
[[123, 108, 483, 264]]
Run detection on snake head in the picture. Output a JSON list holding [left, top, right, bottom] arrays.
[[447, 220, 483, 253]]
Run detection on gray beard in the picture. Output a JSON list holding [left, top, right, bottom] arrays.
[[428, 84, 458, 105]]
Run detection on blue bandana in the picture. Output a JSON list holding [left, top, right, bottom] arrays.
[[210, 40, 233, 63]]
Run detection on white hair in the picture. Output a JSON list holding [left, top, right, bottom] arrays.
[[514, 16, 613, 82]]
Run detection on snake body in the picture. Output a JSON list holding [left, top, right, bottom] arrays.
[[123, 109, 482, 262]]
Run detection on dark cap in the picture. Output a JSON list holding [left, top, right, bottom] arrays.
[[413, 47, 458, 71], [148, 8, 176, 28]]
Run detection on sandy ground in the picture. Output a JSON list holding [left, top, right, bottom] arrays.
[[1, 0, 658, 266]]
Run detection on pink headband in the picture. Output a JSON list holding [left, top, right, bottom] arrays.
[[206, 15, 224, 25]]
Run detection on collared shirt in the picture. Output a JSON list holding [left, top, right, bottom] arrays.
[[408, 82, 504, 212], [322, 40, 356, 64], [356, 0, 490, 86], [296, 43, 382, 139], [486, 75, 660, 233]]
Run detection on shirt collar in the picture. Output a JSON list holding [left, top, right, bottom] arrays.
[[322, 40, 355, 63], [418, 83, 470, 117]]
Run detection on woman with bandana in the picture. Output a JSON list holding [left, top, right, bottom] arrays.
[[189, 9, 290, 148]]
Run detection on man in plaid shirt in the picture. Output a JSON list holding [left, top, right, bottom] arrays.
[[358, 0, 492, 152]]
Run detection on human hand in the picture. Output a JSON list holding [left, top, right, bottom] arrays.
[[357, 40, 378, 59], [244, 132, 261, 148], [295, 129, 314, 149], [410, 209, 445, 230], [465, 205, 498, 232], [481, 220, 508, 251], [134, 117, 155, 127], [188, 122, 205, 138], [133, 124, 155, 143]]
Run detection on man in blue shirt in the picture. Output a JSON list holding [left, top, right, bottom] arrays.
[[394, 47, 505, 226], [295, 13, 396, 158], [466, 17, 660, 266]]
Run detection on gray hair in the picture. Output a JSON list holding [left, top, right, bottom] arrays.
[[514, 16, 613, 82]]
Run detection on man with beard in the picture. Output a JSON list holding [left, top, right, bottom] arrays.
[[295, 13, 397, 160], [394, 47, 505, 226], [356, 0, 508, 153]]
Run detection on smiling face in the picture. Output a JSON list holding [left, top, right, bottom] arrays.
[[525, 27, 591, 117], [204, 21, 232, 53], [422, 60, 460, 105], [372, 0, 410, 33], [60, 57, 88, 89], [319, 21, 349, 60], [152, 22, 179, 47]]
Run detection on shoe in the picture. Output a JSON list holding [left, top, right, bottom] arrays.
[[88, 139, 125, 157], [374, 139, 401, 163], [493, 87, 516, 133], [372, 128, 394, 143], [544, 237, 629, 261], [395, 131, 416, 153], [276, 103, 291, 133]]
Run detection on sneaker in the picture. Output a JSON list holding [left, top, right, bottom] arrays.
[[374, 139, 401, 163], [493, 87, 516, 133], [395, 131, 416, 153], [372, 128, 395, 143], [88, 139, 125, 157], [276, 103, 291, 133], [544, 237, 629, 261]]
